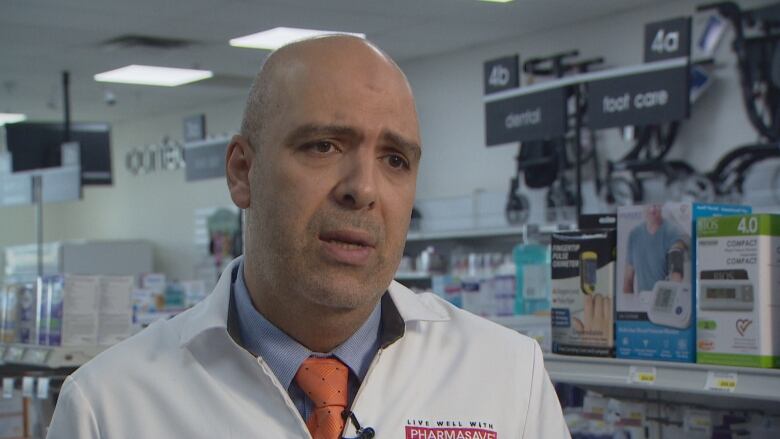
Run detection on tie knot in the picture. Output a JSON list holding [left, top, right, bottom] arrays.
[[294, 357, 349, 409]]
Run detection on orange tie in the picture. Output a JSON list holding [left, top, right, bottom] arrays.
[[294, 357, 349, 439]]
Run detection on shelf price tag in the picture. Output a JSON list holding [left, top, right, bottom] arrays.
[[36, 377, 50, 400], [21, 377, 34, 398], [705, 371, 737, 393], [628, 366, 657, 385], [2, 378, 14, 399], [23, 348, 48, 365]]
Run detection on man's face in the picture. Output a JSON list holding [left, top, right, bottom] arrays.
[[246, 48, 420, 312], [645, 205, 662, 224]]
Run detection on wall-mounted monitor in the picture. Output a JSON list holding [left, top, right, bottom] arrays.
[[5, 122, 113, 186]]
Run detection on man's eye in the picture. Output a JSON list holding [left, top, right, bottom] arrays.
[[310, 141, 335, 153], [302, 141, 337, 154], [386, 154, 409, 169]]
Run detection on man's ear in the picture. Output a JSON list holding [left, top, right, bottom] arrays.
[[226, 135, 253, 209]]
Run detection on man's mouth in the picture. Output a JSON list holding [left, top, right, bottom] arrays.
[[324, 240, 368, 250], [319, 230, 375, 248], [318, 230, 376, 265]]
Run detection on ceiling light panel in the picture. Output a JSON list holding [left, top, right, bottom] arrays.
[[94, 65, 214, 87], [229, 27, 365, 50], [0, 113, 26, 126]]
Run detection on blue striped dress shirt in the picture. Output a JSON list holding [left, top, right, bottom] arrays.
[[233, 261, 382, 421]]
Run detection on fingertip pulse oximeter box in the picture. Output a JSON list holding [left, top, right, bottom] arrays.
[[551, 215, 616, 357], [696, 214, 780, 368]]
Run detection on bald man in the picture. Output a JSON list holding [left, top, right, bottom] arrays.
[[47, 36, 570, 438]]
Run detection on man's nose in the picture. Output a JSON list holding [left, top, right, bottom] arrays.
[[332, 149, 377, 210]]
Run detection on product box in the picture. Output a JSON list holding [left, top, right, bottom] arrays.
[[431, 275, 463, 308], [696, 214, 780, 368], [551, 226, 616, 357], [514, 243, 551, 315], [140, 273, 166, 311], [457, 253, 516, 318], [581, 395, 646, 439], [38, 275, 64, 346], [99, 276, 134, 346], [140, 273, 166, 293], [0, 285, 18, 343], [61, 274, 100, 346], [615, 203, 751, 362], [15, 283, 37, 344], [181, 280, 208, 308]]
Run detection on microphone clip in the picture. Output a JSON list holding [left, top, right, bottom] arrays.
[[341, 410, 376, 439]]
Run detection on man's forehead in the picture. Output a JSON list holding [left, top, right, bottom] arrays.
[[263, 37, 409, 95], [272, 36, 388, 65], [244, 36, 419, 147], [265, 37, 386, 77]]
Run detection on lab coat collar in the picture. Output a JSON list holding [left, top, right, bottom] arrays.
[[179, 256, 450, 348], [386, 280, 449, 323]]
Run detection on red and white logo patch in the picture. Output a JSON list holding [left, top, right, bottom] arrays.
[[405, 426, 498, 439]]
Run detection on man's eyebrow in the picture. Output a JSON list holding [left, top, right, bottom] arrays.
[[284, 123, 362, 145], [284, 123, 421, 160], [382, 130, 421, 161]]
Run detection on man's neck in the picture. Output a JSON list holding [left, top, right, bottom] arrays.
[[245, 277, 377, 353], [646, 221, 661, 234]]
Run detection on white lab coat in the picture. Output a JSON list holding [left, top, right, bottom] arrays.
[[47, 258, 570, 438]]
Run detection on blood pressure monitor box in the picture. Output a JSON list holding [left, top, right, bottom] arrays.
[[616, 203, 750, 363], [551, 226, 616, 357], [696, 214, 780, 368]]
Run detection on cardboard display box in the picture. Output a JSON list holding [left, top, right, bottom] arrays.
[[615, 203, 750, 363], [551, 222, 616, 357], [696, 214, 780, 368]]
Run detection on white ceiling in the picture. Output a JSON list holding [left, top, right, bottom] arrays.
[[1, 0, 668, 124]]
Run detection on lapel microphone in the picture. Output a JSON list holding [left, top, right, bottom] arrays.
[[341, 410, 375, 439]]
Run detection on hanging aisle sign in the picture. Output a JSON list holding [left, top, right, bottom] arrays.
[[644, 17, 691, 62], [184, 137, 229, 182], [585, 59, 689, 129], [483, 55, 520, 95], [483, 14, 693, 146], [484, 86, 568, 146]]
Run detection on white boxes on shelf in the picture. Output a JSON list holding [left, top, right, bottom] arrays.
[[696, 214, 780, 368]]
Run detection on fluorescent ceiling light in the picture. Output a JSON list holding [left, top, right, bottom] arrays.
[[0, 113, 26, 126], [230, 27, 365, 50], [479, 0, 514, 2], [94, 65, 213, 87]]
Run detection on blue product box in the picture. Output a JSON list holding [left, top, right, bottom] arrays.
[[431, 275, 462, 308], [38, 275, 64, 346], [47, 276, 64, 346], [615, 203, 751, 362], [513, 243, 551, 315], [17, 284, 36, 344]]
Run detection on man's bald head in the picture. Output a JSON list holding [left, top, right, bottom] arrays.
[[225, 33, 421, 351], [239, 35, 413, 150]]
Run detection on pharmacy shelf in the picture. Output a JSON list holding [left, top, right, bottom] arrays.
[[545, 354, 780, 403], [394, 272, 432, 281], [489, 314, 550, 330], [0, 344, 105, 369], [406, 223, 573, 242]]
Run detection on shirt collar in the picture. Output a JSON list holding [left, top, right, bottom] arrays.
[[179, 256, 450, 350], [233, 260, 382, 390]]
